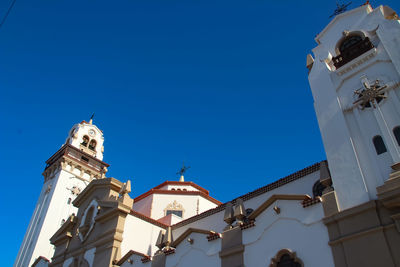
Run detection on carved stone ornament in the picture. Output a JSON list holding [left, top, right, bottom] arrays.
[[164, 200, 184, 216], [353, 78, 387, 109], [68, 186, 81, 196]]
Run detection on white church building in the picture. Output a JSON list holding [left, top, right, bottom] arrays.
[[15, 3, 400, 267]]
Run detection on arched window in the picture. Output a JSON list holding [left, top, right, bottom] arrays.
[[393, 126, 400, 146], [88, 139, 97, 151], [81, 135, 89, 147], [270, 249, 303, 267], [373, 135, 387, 155], [67, 198, 72, 204]]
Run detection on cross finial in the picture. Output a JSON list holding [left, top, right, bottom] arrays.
[[329, 1, 352, 18], [177, 162, 190, 182]]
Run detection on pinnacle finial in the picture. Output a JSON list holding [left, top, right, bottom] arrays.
[[89, 113, 95, 124]]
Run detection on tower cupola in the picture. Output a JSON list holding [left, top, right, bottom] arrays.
[[65, 119, 105, 160]]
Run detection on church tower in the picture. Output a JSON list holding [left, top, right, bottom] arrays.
[[307, 4, 400, 211], [14, 119, 109, 267]]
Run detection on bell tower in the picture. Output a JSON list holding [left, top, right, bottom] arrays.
[[307, 4, 400, 211], [14, 119, 109, 267]]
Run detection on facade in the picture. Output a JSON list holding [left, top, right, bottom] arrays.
[[17, 3, 400, 267]]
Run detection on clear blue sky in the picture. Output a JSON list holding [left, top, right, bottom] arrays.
[[1, 0, 399, 265]]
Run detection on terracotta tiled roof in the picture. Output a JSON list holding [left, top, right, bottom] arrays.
[[134, 189, 222, 205], [153, 181, 210, 194], [171, 161, 323, 229]]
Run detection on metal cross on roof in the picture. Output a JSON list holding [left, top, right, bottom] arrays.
[[329, 1, 352, 18], [177, 162, 190, 177]]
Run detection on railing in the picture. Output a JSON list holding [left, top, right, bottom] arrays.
[[332, 37, 374, 69]]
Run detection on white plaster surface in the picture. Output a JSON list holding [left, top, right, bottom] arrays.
[[121, 214, 166, 257], [166, 232, 221, 267], [243, 201, 333, 267]]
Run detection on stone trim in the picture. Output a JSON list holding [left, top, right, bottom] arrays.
[[220, 227, 244, 267], [323, 199, 399, 267], [171, 228, 215, 247], [45, 144, 109, 168], [172, 161, 322, 229], [219, 244, 244, 258], [248, 194, 310, 220], [31, 256, 50, 267]]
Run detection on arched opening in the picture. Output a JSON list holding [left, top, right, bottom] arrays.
[[88, 139, 97, 151], [81, 135, 89, 147], [270, 249, 303, 267], [67, 198, 72, 204], [373, 135, 387, 155], [276, 254, 302, 267], [393, 126, 400, 146], [312, 180, 326, 198], [332, 33, 373, 68]]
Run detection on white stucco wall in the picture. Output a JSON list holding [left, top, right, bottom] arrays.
[[166, 232, 221, 267], [150, 194, 203, 220], [121, 214, 165, 257], [243, 200, 333, 267]]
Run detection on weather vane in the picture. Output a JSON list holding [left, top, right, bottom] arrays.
[[177, 162, 190, 182], [330, 1, 352, 18]]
